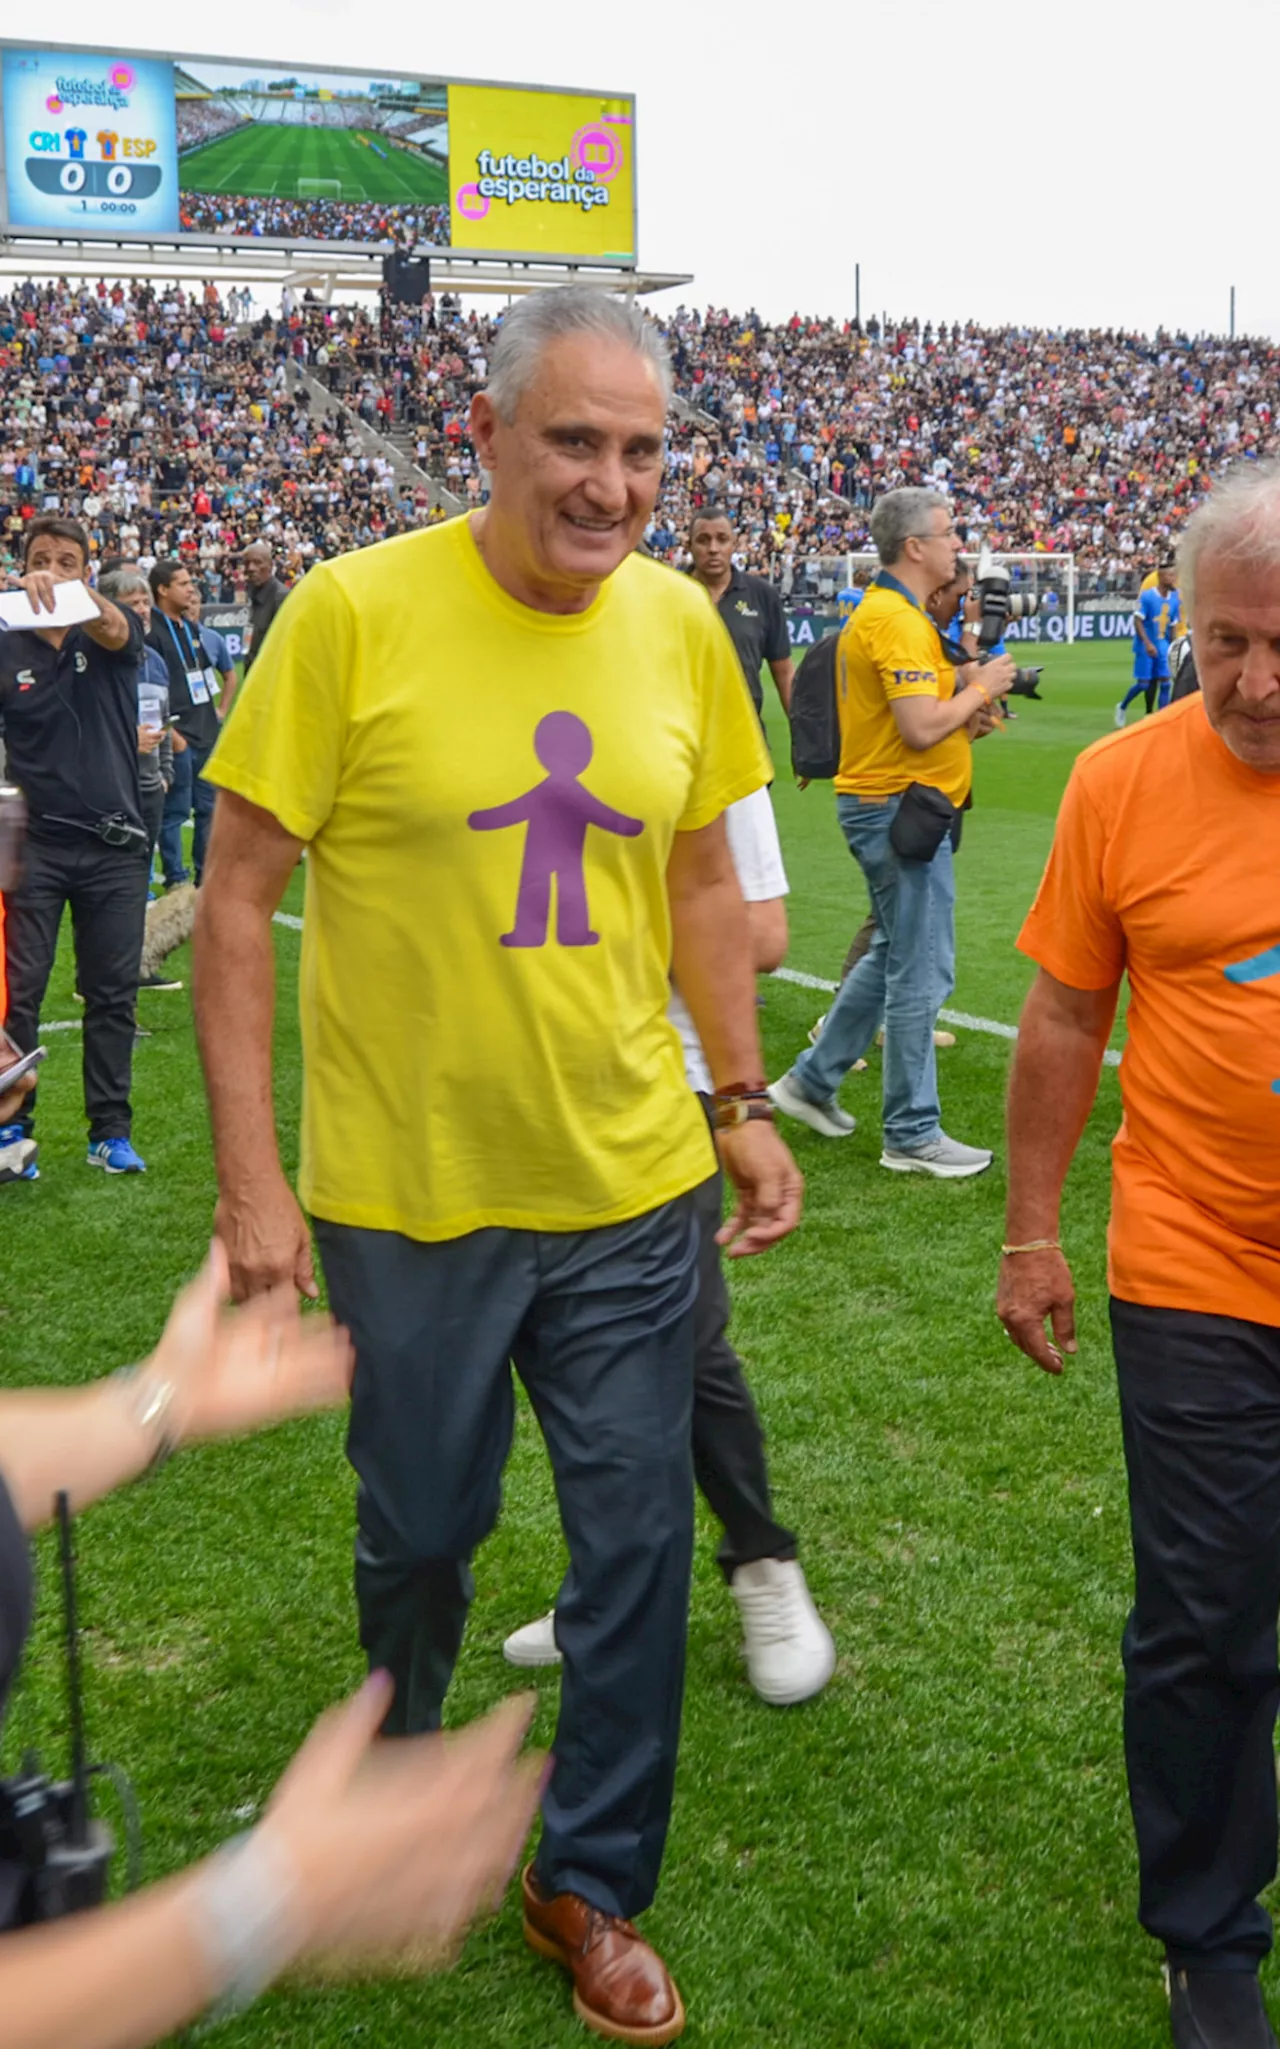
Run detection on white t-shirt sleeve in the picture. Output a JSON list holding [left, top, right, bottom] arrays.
[[668, 788, 789, 1096], [723, 786, 789, 902]]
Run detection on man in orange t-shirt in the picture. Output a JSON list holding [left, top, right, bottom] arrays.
[[999, 461, 1280, 2049]]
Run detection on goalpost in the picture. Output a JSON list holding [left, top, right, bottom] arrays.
[[837, 551, 1078, 645], [297, 178, 343, 200]]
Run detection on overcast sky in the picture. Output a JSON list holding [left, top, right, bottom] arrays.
[[32, 0, 1279, 340]]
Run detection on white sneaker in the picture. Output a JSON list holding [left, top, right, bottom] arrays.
[[1114, 704, 1126, 727], [880, 1133, 993, 1180], [768, 1072, 856, 1138], [0, 1131, 37, 1184], [730, 1559, 836, 1706], [502, 1610, 562, 1668], [806, 1012, 827, 1045]]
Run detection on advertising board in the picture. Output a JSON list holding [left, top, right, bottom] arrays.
[[0, 43, 637, 262]]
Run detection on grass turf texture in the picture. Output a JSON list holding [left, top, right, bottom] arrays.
[[179, 124, 448, 208], [0, 642, 1234, 2046]]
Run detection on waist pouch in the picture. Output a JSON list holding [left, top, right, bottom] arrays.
[[889, 782, 961, 862]]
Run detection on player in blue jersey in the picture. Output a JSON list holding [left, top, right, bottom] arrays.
[[1116, 555, 1181, 725]]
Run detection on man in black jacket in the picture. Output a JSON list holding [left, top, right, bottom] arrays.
[[0, 517, 149, 1176], [242, 542, 289, 672], [148, 559, 222, 889]]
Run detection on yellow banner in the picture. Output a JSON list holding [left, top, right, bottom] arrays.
[[448, 85, 635, 261]]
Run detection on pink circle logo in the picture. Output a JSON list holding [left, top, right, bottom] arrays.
[[110, 64, 135, 92], [455, 183, 489, 222], [45, 94, 63, 115], [571, 124, 622, 185]]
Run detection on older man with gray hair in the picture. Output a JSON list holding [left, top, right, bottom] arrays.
[[1000, 459, 1280, 2049], [770, 486, 1013, 1175], [194, 286, 802, 2044]]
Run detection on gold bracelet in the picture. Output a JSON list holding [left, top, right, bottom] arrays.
[[1000, 1238, 1061, 1257]]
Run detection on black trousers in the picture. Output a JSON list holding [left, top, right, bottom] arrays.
[[4, 834, 148, 1143], [1114, 1297, 1280, 1971], [689, 1141, 796, 1578], [316, 1192, 699, 1921], [139, 782, 165, 867]]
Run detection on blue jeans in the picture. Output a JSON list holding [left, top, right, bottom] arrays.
[[159, 737, 216, 886], [788, 791, 956, 1149]]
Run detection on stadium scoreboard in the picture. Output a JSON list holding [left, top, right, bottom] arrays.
[[0, 43, 637, 265]]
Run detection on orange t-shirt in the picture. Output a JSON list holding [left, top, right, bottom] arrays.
[[1018, 696, 1280, 1327]]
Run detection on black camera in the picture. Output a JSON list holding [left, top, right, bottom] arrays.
[[974, 544, 1039, 652], [0, 1496, 114, 1926], [0, 1758, 112, 1924], [1007, 666, 1044, 699]]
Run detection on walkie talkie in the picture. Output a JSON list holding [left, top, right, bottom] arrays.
[[0, 1492, 114, 1921]]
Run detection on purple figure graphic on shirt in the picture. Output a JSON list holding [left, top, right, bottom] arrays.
[[468, 711, 644, 947]]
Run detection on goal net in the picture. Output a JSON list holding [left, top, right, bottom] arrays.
[[297, 177, 343, 199], [837, 551, 1078, 644]]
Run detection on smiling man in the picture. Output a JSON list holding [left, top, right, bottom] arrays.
[[999, 460, 1280, 2049], [194, 287, 802, 2046]]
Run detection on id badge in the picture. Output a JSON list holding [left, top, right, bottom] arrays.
[[203, 664, 221, 700], [187, 665, 211, 706]]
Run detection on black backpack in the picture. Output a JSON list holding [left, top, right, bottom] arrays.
[[788, 629, 842, 780]]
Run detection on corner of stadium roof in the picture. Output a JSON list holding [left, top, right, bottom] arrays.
[[0, 232, 692, 304]]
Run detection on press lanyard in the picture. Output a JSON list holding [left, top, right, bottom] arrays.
[[163, 611, 214, 703], [162, 611, 200, 669]]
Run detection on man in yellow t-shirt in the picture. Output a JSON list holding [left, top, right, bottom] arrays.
[[769, 489, 1014, 1177], [194, 287, 802, 2049]]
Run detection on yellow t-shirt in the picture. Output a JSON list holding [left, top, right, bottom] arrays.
[[833, 580, 971, 805], [205, 517, 770, 1242]]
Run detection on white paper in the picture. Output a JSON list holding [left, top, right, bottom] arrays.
[[0, 581, 100, 632]]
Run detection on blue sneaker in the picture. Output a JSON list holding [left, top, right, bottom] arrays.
[[0, 1122, 37, 1182], [87, 1137, 146, 1175]]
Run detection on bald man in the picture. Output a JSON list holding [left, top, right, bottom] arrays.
[[242, 544, 289, 673]]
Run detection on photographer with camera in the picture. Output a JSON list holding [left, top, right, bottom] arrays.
[[0, 518, 152, 1182], [770, 489, 1014, 1178], [0, 1243, 542, 2048]]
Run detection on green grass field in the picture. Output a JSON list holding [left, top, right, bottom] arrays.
[[180, 123, 448, 206], [2, 640, 1242, 2048]]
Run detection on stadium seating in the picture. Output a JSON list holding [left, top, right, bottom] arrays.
[[3, 278, 1277, 593]]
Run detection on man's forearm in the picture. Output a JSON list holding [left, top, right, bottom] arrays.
[[894, 683, 988, 751], [193, 890, 285, 1194], [671, 874, 764, 1088], [1006, 981, 1115, 1239], [83, 591, 130, 651]]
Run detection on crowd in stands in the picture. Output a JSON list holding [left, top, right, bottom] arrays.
[[177, 192, 450, 247], [5, 276, 1280, 599], [0, 278, 443, 595], [661, 308, 1280, 585], [175, 98, 246, 152]]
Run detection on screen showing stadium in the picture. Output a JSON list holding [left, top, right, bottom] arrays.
[[0, 43, 637, 262]]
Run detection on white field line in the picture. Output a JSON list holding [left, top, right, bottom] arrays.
[[771, 965, 1122, 1069]]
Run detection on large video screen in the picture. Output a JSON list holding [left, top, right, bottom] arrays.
[[0, 43, 636, 263]]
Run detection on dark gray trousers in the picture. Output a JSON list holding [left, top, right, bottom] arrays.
[[315, 1191, 699, 1921]]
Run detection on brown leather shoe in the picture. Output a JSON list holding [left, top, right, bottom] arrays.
[[522, 1862, 686, 2045]]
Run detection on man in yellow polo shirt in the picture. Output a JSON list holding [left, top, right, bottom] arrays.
[[770, 489, 1013, 1176], [192, 287, 802, 2048]]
